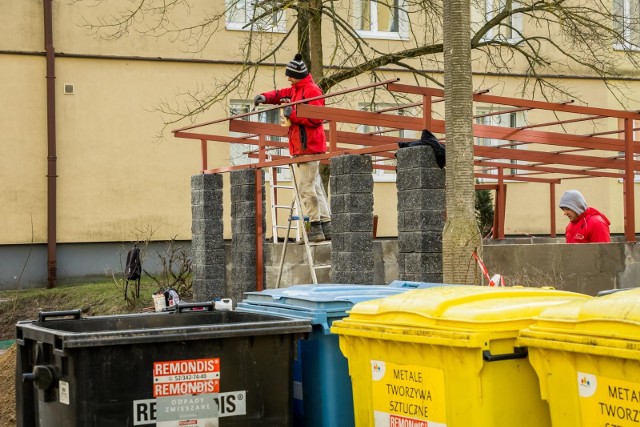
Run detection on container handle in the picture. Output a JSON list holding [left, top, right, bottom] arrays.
[[482, 346, 528, 362], [177, 302, 214, 313], [38, 309, 82, 322]]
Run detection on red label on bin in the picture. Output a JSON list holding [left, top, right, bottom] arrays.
[[390, 415, 429, 427], [153, 358, 220, 397]]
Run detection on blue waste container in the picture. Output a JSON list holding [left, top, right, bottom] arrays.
[[236, 282, 449, 427]]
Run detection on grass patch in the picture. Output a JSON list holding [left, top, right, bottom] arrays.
[[0, 279, 162, 340]]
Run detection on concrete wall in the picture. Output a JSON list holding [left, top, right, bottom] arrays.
[[3, 239, 639, 297], [265, 240, 640, 296]]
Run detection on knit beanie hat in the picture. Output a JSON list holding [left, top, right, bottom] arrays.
[[285, 53, 309, 79], [559, 190, 588, 215]]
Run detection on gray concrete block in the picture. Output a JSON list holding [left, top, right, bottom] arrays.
[[231, 217, 259, 235], [231, 184, 260, 202], [191, 189, 223, 206], [232, 234, 263, 249], [333, 175, 373, 194], [331, 154, 372, 174], [398, 189, 446, 211], [232, 266, 258, 285], [399, 272, 443, 283], [229, 247, 262, 266], [331, 252, 375, 271], [192, 248, 225, 266], [397, 252, 442, 274], [191, 173, 223, 191], [331, 193, 374, 214], [231, 201, 259, 218], [194, 264, 226, 279], [332, 213, 374, 233], [396, 168, 445, 191], [230, 169, 261, 185], [192, 278, 225, 301], [191, 204, 222, 220], [398, 231, 442, 253], [398, 210, 445, 232], [331, 233, 372, 252], [191, 234, 225, 250], [192, 219, 224, 236], [396, 145, 439, 169], [578, 273, 617, 296], [331, 269, 374, 285]]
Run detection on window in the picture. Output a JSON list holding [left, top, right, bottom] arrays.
[[475, 108, 521, 180], [359, 103, 417, 182], [226, 0, 286, 32], [613, 0, 640, 50], [229, 101, 290, 179], [478, 0, 522, 42], [354, 0, 408, 40]]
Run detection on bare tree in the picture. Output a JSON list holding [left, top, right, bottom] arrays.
[[70, 0, 640, 283], [69, 0, 640, 128]]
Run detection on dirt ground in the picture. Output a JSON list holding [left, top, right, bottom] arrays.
[[0, 345, 17, 426]]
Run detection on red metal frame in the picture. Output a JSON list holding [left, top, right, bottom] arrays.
[[175, 79, 640, 249]]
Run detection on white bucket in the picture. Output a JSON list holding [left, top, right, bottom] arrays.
[[153, 294, 167, 312], [214, 298, 233, 311]]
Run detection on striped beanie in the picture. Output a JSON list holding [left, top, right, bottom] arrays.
[[285, 53, 309, 79], [559, 190, 588, 215]]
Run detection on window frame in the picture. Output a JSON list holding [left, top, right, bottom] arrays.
[[354, 0, 409, 40], [479, 0, 523, 43], [475, 107, 524, 182], [613, 0, 640, 51], [225, 0, 287, 33]]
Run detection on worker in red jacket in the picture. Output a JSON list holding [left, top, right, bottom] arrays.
[[254, 53, 331, 242], [559, 190, 611, 243]]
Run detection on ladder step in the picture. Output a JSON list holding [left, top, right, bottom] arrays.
[[274, 204, 293, 209], [274, 225, 291, 229], [272, 185, 294, 190], [313, 264, 331, 269], [307, 241, 331, 246]]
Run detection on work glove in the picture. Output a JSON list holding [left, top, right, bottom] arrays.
[[283, 106, 293, 118], [253, 94, 266, 106]]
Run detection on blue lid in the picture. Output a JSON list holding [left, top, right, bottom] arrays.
[[237, 284, 434, 331]]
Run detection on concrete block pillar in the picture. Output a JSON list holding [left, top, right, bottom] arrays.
[[330, 155, 374, 284], [191, 173, 225, 301], [396, 146, 445, 282], [230, 169, 266, 303]]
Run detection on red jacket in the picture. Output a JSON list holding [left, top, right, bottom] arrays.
[[565, 207, 611, 243], [261, 75, 327, 156]]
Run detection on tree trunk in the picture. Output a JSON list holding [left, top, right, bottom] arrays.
[[442, 0, 482, 284]]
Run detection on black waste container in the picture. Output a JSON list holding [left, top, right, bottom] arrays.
[[15, 305, 310, 427]]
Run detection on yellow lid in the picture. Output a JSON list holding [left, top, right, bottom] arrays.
[[332, 286, 589, 347], [523, 287, 640, 342]]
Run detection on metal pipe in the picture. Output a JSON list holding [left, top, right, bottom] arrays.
[[44, 0, 57, 288]]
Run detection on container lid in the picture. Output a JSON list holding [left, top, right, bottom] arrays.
[[238, 284, 437, 330], [331, 286, 589, 347], [520, 287, 640, 353]]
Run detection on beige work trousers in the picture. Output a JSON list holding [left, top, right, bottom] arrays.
[[296, 161, 330, 223]]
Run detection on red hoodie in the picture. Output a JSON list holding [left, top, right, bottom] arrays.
[[565, 207, 611, 243], [261, 75, 326, 156]]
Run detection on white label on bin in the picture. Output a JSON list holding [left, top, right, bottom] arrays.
[[578, 372, 640, 427], [370, 360, 447, 427], [133, 391, 247, 425], [59, 380, 70, 405]]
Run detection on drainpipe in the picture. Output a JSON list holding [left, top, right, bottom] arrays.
[[44, 0, 57, 288]]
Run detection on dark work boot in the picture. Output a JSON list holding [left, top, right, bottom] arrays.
[[321, 221, 331, 240], [308, 222, 325, 242]]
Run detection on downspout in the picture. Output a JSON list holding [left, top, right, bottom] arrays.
[[44, 0, 57, 288]]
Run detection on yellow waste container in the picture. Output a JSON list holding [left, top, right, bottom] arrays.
[[519, 287, 640, 427], [330, 285, 590, 427]]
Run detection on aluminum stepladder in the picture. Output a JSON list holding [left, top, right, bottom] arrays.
[[271, 164, 330, 288]]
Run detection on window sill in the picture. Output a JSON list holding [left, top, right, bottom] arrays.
[[355, 30, 407, 41]]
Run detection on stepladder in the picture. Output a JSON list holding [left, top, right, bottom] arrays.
[[270, 164, 330, 287]]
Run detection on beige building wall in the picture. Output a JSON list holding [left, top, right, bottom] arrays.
[[2, 0, 640, 249]]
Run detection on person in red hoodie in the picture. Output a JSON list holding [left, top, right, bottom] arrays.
[[559, 190, 611, 243], [254, 53, 331, 242]]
